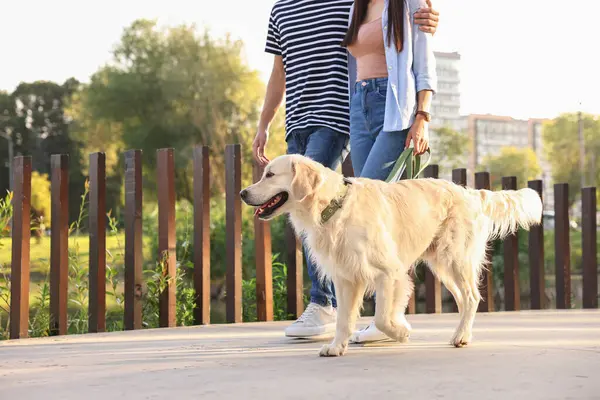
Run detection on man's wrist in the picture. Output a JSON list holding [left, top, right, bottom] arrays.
[[257, 121, 270, 133]]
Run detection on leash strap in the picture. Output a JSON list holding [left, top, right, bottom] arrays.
[[385, 147, 431, 182], [320, 148, 431, 224]]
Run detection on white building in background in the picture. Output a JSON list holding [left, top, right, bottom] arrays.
[[429, 51, 468, 180], [467, 114, 530, 169], [425, 51, 553, 210], [430, 51, 463, 132]]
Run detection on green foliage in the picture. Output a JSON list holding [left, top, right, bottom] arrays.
[[431, 126, 471, 170], [0, 192, 12, 339], [0, 192, 12, 237], [141, 254, 198, 328], [242, 254, 308, 322], [0, 184, 128, 338], [65, 184, 91, 335], [542, 113, 600, 205], [4, 80, 81, 171], [480, 146, 542, 190], [140, 199, 293, 327], [106, 213, 125, 332], [30, 171, 51, 228], [66, 19, 287, 204], [144, 197, 289, 281], [1, 79, 87, 222], [28, 281, 51, 338]]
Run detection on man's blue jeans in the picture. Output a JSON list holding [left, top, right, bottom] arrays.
[[349, 77, 409, 180], [286, 126, 348, 308]]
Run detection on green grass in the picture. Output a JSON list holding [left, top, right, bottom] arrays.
[[0, 233, 152, 279]]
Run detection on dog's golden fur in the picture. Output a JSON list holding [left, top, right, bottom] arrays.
[[241, 154, 543, 357]]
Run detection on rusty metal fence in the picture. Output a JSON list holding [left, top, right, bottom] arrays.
[[6, 145, 599, 339]]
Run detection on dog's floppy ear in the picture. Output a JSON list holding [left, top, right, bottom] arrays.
[[290, 158, 323, 203]]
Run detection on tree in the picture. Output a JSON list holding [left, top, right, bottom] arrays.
[[0, 80, 86, 221], [430, 126, 471, 170], [542, 113, 600, 206], [68, 19, 287, 202], [0, 91, 12, 195], [9, 80, 81, 173], [480, 146, 542, 190]]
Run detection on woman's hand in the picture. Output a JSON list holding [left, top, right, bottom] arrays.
[[405, 115, 429, 155]]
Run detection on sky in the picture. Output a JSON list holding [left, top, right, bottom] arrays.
[[1, 0, 599, 120]]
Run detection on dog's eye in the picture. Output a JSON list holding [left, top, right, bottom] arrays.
[[265, 171, 274, 178]]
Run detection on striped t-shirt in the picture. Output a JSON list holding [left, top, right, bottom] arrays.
[[265, 0, 353, 138]]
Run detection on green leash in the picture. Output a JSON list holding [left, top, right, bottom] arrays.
[[320, 148, 432, 224], [385, 147, 432, 182]]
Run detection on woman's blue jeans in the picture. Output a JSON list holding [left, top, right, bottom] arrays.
[[349, 77, 410, 303], [349, 77, 409, 180]]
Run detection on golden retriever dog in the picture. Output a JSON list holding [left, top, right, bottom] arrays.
[[240, 154, 542, 357]]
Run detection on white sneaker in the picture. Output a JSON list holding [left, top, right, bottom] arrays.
[[284, 303, 337, 338], [350, 314, 412, 344]]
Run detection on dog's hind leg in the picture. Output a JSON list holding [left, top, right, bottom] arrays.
[[449, 264, 481, 347], [422, 254, 465, 318], [444, 279, 464, 317], [320, 277, 366, 357], [374, 273, 411, 343]]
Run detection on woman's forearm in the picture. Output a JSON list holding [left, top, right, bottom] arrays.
[[416, 89, 433, 113], [410, 0, 437, 97]]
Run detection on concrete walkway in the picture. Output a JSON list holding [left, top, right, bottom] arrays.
[[1, 310, 599, 400]]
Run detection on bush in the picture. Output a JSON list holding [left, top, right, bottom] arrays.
[[142, 198, 300, 324], [242, 253, 308, 322]]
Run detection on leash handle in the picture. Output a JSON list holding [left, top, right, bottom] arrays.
[[385, 147, 431, 183]]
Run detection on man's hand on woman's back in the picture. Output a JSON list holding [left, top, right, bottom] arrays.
[[414, 0, 440, 34]]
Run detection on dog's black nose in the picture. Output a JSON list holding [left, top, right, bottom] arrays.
[[240, 189, 248, 200]]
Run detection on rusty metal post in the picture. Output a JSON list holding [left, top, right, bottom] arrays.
[[286, 222, 304, 319], [342, 154, 354, 178], [528, 180, 545, 310], [554, 183, 571, 309], [9, 156, 32, 339], [88, 152, 106, 333], [193, 146, 211, 325], [50, 154, 69, 336], [452, 168, 467, 187], [581, 187, 597, 309], [423, 165, 441, 313], [124, 150, 143, 330], [225, 144, 242, 323], [475, 172, 495, 312], [157, 149, 177, 328], [253, 162, 273, 322], [502, 176, 520, 311]]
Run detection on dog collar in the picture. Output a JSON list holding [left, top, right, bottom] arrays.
[[320, 178, 352, 224]]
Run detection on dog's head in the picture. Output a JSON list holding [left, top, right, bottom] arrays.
[[240, 154, 325, 221]]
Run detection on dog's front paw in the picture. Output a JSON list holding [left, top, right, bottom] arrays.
[[319, 342, 347, 357]]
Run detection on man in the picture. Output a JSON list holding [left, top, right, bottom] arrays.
[[253, 0, 440, 341]]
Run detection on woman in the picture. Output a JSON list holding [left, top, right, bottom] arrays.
[[342, 0, 437, 343]]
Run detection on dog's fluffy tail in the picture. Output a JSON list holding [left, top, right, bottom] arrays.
[[478, 187, 543, 240]]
